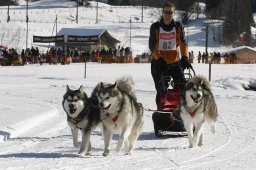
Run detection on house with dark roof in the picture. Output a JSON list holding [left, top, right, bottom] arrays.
[[56, 28, 120, 51]]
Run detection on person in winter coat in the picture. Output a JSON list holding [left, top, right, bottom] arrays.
[[149, 2, 192, 106]]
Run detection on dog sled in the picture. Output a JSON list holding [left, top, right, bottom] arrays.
[[152, 67, 195, 137]]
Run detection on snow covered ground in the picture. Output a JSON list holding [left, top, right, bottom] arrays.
[[0, 63, 256, 170], [0, 0, 256, 169]]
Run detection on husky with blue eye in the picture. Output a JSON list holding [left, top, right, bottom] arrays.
[[62, 85, 100, 156], [180, 75, 218, 148]]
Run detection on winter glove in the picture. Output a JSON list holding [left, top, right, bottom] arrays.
[[180, 56, 192, 70]]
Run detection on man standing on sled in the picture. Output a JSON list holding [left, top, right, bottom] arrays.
[[149, 2, 192, 106]]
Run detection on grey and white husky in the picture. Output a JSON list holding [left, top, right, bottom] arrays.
[[180, 75, 218, 148], [94, 75, 143, 156], [62, 85, 100, 156]]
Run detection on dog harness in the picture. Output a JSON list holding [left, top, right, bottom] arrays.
[[67, 106, 90, 129], [68, 114, 84, 125], [112, 114, 119, 127], [186, 107, 198, 117], [110, 97, 124, 127], [188, 109, 197, 117], [111, 104, 122, 127]]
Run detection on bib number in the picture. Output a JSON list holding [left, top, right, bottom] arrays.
[[158, 27, 176, 51], [163, 42, 172, 49]]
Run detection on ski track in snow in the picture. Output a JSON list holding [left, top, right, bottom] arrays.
[[0, 62, 256, 170], [0, 83, 255, 170]]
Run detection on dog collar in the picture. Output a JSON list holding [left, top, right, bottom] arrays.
[[189, 109, 196, 117], [67, 116, 83, 125], [110, 99, 123, 127], [186, 107, 198, 117], [112, 114, 119, 127]]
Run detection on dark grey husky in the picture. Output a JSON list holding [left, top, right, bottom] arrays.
[[62, 85, 100, 156]]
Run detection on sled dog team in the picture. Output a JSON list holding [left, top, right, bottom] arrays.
[[62, 75, 218, 156]]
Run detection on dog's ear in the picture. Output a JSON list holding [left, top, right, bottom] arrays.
[[203, 89, 209, 95], [100, 82, 104, 88], [185, 82, 194, 90], [79, 85, 84, 92], [66, 85, 70, 92], [200, 78, 211, 96], [110, 82, 117, 89], [200, 80, 204, 85]]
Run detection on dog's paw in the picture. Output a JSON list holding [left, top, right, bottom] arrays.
[[73, 142, 81, 148], [211, 124, 216, 134], [198, 142, 203, 146], [115, 143, 123, 153], [124, 151, 132, 155], [191, 142, 197, 148], [77, 152, 86, 157], [77, 151, 91, 157], [103, 148, 110, 157], [124, 147, 134, 155], [192, 137, 199, 147], [198, 140, 204, 146], [115, 147, 122, 153], [198, 137, 204, 146], [103, 152, 109, 157], [78, 148, 88, 156], [85, 152, 91, 156]]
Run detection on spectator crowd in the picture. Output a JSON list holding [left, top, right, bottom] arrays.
[[0, 45, 134, 66], [0, 46, 240, 66]]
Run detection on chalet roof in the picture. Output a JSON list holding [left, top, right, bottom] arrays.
[[57, 28, 120, 43], [221, 46, 256, 55], [58, 28, 105, 37]]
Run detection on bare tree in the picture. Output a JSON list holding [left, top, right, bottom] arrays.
[[0, 25, 24, 50], [0, 26, 6, 45]]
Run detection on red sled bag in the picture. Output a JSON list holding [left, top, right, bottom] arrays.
[[158, 89, 181, 112], [152, 89, 186, 137]]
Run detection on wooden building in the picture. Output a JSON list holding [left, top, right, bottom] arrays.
[[221, 46, 256, 64]]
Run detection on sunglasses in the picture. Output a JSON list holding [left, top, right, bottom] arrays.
[[163, 10, 174, 15]]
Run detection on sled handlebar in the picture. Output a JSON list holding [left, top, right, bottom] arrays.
[[184, 66, 195, 80], [189, 66, 196, 76]]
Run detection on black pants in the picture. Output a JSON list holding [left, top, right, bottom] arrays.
[[151, 58, 185, 105]]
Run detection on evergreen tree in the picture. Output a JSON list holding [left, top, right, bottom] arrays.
[[0, 0, 17, 6], [205, 0, 223, 19], [222, 0, 255, 45], [108, 0, 121, 5], [251, 0, 256, 12], [120, 0, 130, 5]]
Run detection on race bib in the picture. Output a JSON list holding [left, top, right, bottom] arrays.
[[158, 27, 176, 51]]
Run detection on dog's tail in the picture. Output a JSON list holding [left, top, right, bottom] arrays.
[[205, 94, 218, 134], [116, 75, 143, 110], [116, 75, 135, 94], [205, 92, 218, 122], [116, 75, 137, 99]]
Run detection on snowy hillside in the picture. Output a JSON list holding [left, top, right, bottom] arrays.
[[1, 0, 228, 56]]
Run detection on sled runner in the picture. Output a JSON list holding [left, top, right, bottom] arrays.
[[152, 67, 195, 137]]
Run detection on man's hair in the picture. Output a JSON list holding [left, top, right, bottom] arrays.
[[163, 2, 176, 10]]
